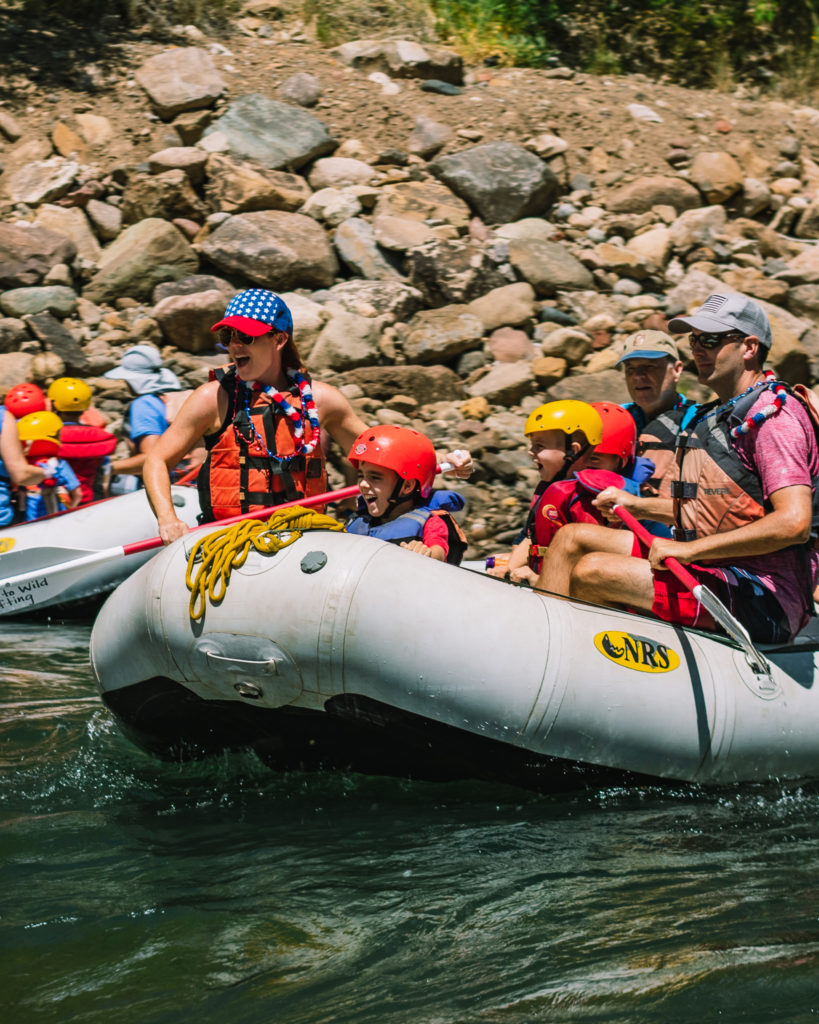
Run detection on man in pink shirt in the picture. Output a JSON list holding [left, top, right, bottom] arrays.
[[537, 293, 819, 644]]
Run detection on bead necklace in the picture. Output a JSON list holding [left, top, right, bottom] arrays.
[[233, 369, 321, 460], [729, 370, 787, 438]]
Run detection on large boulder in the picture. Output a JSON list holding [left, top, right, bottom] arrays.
[[406, 237, 515, 306], [372, 180, 470, 252], [0, 223, 77, 288], [152, 286, 237, 353], [507, 238, 594, 296], [308, 311, 386, 372], [431, 142, 559, 224], [121, 169, 207, 225], [400, 305, 484, 364], [200, 95, 336, 170], [84, 219, 199, 303], [334, 218, 402, 281], [33, 204, 101, 262], [200, 211, 338, 290]]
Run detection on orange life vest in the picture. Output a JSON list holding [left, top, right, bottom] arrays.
[[672, 383, 819, 542], [198, 365, 327, 523]]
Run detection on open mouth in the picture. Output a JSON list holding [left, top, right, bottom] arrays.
[[234, 355, 251, 370]]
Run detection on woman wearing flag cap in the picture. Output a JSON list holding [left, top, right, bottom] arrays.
[[143, 288, 471, 544]]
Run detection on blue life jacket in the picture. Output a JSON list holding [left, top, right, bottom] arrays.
[[345, 490, 467, 564]]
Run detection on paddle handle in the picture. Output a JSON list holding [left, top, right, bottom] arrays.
[[121, 484, 361, 558], [612, 503, 700, 591]]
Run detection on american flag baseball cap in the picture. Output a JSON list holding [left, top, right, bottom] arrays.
[[211, 288, 294, 338]]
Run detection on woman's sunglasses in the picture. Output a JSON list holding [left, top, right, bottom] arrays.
[[217, 327, 269, 350], [689, 330, 746, 350]]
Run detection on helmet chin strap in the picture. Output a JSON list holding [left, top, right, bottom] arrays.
[[552, 438, 592, 482], [375, 477, 415, 522]]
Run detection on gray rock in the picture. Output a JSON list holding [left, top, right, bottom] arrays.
[[25, 312, 90, 374], [308, 311, 385, 372], [0, 286, 78, 319], [331, 39, 463, 85], [5, 158, 79, 205], [302, 188, 363, 227], [544, 368, 630, 404], [278, 73, 322, 107], [135, 47, 225, 120], [200, 210, 338, 290], [401, 305, 484, 364], [468, 360, 535, 404], [334, 364, 465, 404], [152, 288, 236, 353], [153, 274, 234, 304], [0, 223, 77, 289], [325, 280, 424, 321], [334, 218, 402, 281], [669, 205, 728, 251], [431, 142, 559, 224], [84, 218, 199, 303], [406, 237, 515, 306], [201, 94, 336, 171], [786, 284, 819, 318], [147, 146, 209, 184], [307, 157, 377, 190], [467, 282, 536, 331], [507, 237, 594, 296], [0, 351, 35, 395], [33, 204, 101, 262], [408, 115, 453, 159], [0, 317, 29, 353], [85, 199, 122, 242]]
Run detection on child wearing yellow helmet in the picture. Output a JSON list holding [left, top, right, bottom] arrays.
[[48, 378, 118, 505], [16, 411, 83, 520], [0, 400, 48, 526], [489, 401, 652, 585]]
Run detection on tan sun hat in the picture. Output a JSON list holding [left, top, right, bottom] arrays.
[[615, 330, 679, 366]]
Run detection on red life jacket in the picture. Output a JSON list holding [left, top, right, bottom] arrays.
[[198, 365, 327, 523], [526, 478, 612, 573], [57, 422, 118, 505]]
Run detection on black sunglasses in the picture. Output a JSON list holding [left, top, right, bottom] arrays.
[[689, 330, 746, 350], [217, 327, 260, 348]]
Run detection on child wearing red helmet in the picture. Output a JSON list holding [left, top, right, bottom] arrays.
[[346, 425, 467, 564]]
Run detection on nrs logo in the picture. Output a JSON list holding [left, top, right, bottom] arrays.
[[593, 630, 680, 673], [0, 538, 16, 554]]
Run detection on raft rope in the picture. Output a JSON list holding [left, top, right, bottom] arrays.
[[185, 506, 344, 621]]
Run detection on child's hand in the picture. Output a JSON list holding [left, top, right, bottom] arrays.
[[36, 458, 60, 477], [400, 540, 433, 556], [439, 449, 472, 478], [509, 565, 539, 586]]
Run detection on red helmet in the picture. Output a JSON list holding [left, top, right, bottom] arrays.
[[5, 382, 47, 419], [348, 425, 437, 498], [590, 402, 637, 462]]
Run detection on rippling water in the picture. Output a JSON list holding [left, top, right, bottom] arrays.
[[2, 620, 818, 1024]]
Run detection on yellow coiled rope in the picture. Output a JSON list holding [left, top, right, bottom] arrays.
[[185, 506, 344, 621]]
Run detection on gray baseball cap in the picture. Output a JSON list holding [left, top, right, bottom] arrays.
[[667, 293, 772, 350]]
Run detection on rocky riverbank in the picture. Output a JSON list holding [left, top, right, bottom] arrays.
[[4, 7, 819, 557]]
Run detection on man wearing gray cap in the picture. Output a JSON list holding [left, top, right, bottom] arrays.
[[536, 292, 819, 644]]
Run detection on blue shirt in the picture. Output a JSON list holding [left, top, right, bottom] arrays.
[[127, 394, 169, 446]]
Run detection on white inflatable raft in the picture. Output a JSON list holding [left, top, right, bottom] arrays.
[[90, 527, 819, 788], [0, 487, 201, 616]]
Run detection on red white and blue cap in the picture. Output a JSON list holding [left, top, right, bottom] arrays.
[[211, 288, 294, 338], [667, 292, 772, 350]]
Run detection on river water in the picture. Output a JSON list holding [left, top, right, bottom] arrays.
[[2, 619, 818, 1024]]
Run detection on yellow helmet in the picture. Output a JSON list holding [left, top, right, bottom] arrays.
[[524, 400, 603, 444], [48, 377, 93, 412], [17, 410, 63, 456]]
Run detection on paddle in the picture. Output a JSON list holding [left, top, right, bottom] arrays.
[[575, 469, 772, 675], [0, 484, 361, 606]]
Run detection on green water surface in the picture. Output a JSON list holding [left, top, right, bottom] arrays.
[[1, 621, 817, 1024]]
